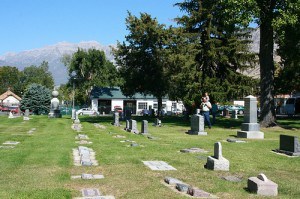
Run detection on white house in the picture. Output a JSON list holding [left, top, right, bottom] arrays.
[[90, 87, 184, 115], [0, 89, 21, 107]]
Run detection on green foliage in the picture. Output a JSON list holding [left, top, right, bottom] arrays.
[[0, 66, 23, 96], [63, 48, 119, 106], [20, 83, 51, 115], [22, 61, 54, 89], [275, 4, 300, 94], [171, 0, 258, 108], [114, 12, 172, 114]]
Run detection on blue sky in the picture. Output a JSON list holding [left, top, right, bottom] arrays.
[[0, 0, 182, 55]]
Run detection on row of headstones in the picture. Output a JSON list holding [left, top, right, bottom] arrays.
[[72, 125, 115, 198], [122, 118, 162, 134]]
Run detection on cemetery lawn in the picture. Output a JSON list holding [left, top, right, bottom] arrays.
[[0, 115, 299, 199]]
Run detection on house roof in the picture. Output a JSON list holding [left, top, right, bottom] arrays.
[[0, 90, 22, 101], [90, 87, 167, 100]]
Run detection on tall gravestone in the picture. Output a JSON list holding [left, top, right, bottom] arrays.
[[113, 112, 120, 126], [237, 95, 264, 139], [130, 120, 139, 134], [141, 120, 148, 134], [48, 90, 62, 118], [23, 109, 30, 120], [188, 114, 207, 135]]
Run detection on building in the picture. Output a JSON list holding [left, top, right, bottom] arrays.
[[0, 89, 22, 107], [90, 87, 184, 115]]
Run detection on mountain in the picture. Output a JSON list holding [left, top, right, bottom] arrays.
[[0, 41, 115, 85]]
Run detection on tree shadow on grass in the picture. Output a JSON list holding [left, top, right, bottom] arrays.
[[276, 116, 300, 130]]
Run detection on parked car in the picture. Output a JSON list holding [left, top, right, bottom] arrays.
[[140, 109, 150, 116], [77, 108, 99, 116], [0, 106, 9, 112], [284, 97, 300, 115], [224, 105, 245, 114], [172, 108, 182, 115]]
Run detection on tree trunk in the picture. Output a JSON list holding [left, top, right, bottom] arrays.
[[259, 0, 276, 127], [157, 97, 162, 118]]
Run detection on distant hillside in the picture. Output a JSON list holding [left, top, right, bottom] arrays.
[[0, 41, 115, 85], [0, 29, 278, 85]]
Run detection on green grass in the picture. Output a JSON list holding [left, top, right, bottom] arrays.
[[0, 115, 299, 198]]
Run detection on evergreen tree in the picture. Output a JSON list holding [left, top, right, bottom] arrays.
[[173, 0, 258, 108], [20, 83, 51, 115], [114, 12, 172, 116]]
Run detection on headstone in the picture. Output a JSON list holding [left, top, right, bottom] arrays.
[[24, 109, 30, 117], [222, 175, 243, 182], [188, 114, 207, 135], [164, 177, 183, 185], [180, 148, 208, 153], [223, 108, 230, 118], [237, 96, 264, 139], [141, 120, 148, 134], [127, 119, 133, 132], [130, 120, 139, 134], [154, 118, 162, 127], [176, 183, 190, 192], [142, 161, 177, 171], [8, 112, 15, 119], [81, 188, 101, 197], [205, 142, 229, 171], [247, 173, 278, 196], [231, 110, 238, 119], [187, 188, 211, 197], [226, 138, 246, 143], [48, 90, 62, 118], [274, 135, 300, 156], [124, 120, 129, 131], [113, 112, 120, 126]]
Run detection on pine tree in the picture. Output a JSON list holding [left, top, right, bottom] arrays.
[[20, 84, 51, 115]]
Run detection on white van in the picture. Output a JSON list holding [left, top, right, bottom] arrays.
[[284, 97, 300, 115]]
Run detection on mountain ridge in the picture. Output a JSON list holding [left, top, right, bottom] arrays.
[[0, 41, 115, 85]]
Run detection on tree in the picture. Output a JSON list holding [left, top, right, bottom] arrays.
[[0, 66, 23, 96], [22, 61, 54, 89], [62, 48, 119, 106], [114, 12, 172, 116], [173, 0, 258, 110], [275, 3, 300, 95], [20, 83, 51, 115]]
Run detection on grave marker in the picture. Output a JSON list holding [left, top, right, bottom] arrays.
[[188, 114, 207, 135], [141, 120, 148, 134], [237, 95, 264, 139], [247, 173, 278, 196], [274, 135, 300, 156], [205, 142, 229, 171]]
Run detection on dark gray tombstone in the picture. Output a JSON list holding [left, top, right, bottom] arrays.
[[141, 120, 148, 134], [275, 135, 300, 156], [188, 114, 207, 135], [237, 95, 264, 139]]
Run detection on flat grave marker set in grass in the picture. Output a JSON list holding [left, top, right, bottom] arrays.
[[142, 161, 177, 171], [164, 176, 218, 198]]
